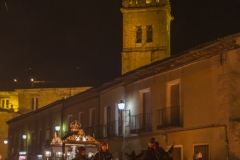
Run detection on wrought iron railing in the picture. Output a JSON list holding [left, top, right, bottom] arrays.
[[107, 120, 122, 137], [130, 113, 152, 133], [156, 106, 183, 129], [84, 124, 106, 139]]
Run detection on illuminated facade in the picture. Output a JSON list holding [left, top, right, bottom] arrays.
[[0, 86, 90, 160], [6, 33, 240, 160], [121, 0, 173, 74], [5, 0, 240, 159]]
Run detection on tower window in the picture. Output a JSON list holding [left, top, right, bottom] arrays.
[[1, 98, 10, 108], [136, 26, 142, 43], [6, 100, 9, 108], [146, 25, 153, 42], [31, 97, 39, 110], [2, 100, 5, 108]]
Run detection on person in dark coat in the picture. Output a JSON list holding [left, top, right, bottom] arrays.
[[75, 146, 88, 160], [142, 138, 165, 160], [92, 142, 113, 160]]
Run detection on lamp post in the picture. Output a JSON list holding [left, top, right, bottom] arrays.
[[118, 100, 130, 137], [118, 100, 125, 110], [55, 125, 60, 131], [55, 124, 61, 138], [22, 134, 27, 153]]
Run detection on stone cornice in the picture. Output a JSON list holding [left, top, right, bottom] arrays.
[[121, 33, 240, 85], [121, 5, 169, 13]]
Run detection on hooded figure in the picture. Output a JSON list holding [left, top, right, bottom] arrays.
[[142, 138, 166, 160], [74, 146, 88, 160], [92, 142, 113, 160]]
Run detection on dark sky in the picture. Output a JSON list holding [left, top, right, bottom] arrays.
[[0, 0, 240, 84]]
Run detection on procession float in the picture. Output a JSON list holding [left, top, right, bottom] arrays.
[[48, 120, 99, 160]]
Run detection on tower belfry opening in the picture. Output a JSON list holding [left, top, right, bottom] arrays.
[[121, 0, 173, 74]]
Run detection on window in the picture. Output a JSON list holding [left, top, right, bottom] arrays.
[[6, 100, 9, 108], [45, 129, 50, 145], [167, 79, 180, 107], [107, 106, 111, 124], [0, 98, 10, 108], [194, 145, 209, 160], [166, 79, 182, 126], [140, 88, 151, 130], [38, 130, 43, 153], [146, 0, 151, 4], [136, 26, 142, 43], [130, 88, 151, 132], [30, 132, 35, 154], [146, 25, 153, 42], [2, 99, 5, 108], [90, 108, 96, 126], [68, 115, 73, 131], [31, 97, 38, 110], [78, 112, 84, 129]]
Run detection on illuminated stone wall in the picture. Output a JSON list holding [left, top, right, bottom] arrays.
[[0, 111, 20, 160], [0, 91, 19, 112], [16, 87, 91, 113], [226, 46, 240, 159], [121, 0, 173, 74]]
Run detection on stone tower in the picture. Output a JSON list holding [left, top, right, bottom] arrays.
[[121, 0, 173, 74]]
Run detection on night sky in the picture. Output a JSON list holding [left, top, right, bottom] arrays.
[[0, 0, 240, 84]]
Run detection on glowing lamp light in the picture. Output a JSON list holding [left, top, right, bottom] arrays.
[[22, 135, 27, 139], [55, 125, 60, 131], [4, 140, 8, 144], [118, 100, 125, 110], [67, 152, 71, 157], [56, 152, 62, 158], [45, 151, 51, 157], [37, 155, 42, 158]]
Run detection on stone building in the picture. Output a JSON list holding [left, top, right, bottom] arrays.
[[0, 82, 91, 160], [6, 33, 240, 160], [5, 0, 240, 160]]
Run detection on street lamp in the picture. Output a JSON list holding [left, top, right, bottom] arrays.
[[22, 134, 27, 153], [55, 125, 60, 131], [117, 100, 130, 137], [45, 151, 51, 160], [56, 152, 62, 160], [4, 140, 8, 144], [118, 100, 125, 110], [22, 135, 27, 139]]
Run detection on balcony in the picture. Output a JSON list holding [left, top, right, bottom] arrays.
[[130, 113, 152, 133], [84, 124, 106, 139], [156, 106, 183, 129], [107, 120, 122, 137]]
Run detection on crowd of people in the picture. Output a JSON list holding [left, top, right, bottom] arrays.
[[73, 137, 204, 160], [74, 142, 113, 160]]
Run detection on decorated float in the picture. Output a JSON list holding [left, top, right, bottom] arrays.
[[49, 120, 99, 160]]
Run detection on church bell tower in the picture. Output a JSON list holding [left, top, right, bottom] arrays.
[[121, 0, 173, 74]]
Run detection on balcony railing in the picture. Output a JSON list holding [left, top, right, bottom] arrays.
[[107, 120, 122, 137], [130, 113, 152, 133], [156, 106, 183, 129], [84, 124, 106, 139]]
